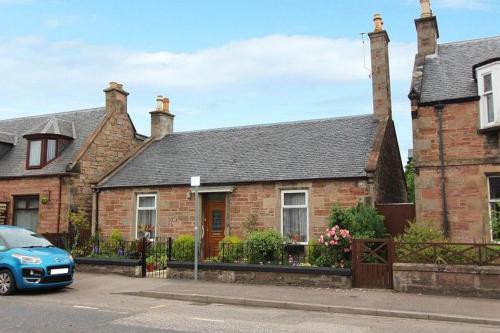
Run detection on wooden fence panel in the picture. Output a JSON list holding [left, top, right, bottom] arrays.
[[376, 203, 415, 237]]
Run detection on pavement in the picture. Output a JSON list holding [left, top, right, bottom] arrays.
[[2, 273, 500, 333], [120, 275, 500, 326]]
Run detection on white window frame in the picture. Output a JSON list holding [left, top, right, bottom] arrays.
[[476, 62, 500, 129], [135, 194, 157, 239], [281, 190, 309, 244], [488, 176, 500, 242]]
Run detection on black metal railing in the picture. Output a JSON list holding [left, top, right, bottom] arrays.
[[166, 237, 351, 268]]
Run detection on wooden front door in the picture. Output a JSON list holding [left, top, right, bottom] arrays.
[[204, 200, 225, 258]]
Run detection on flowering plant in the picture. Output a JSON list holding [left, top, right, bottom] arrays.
[[315, 225, 352, 268]]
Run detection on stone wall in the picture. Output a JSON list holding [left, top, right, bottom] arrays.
[[167, 263, 351, 288], [374, 121, 407, 204], [393, 263, 500, 298], [412, 101, 500, 241], [76, 262, 142, 278], [97, 179, 370, 240], [0, 176, 71, 233], [70, 107, 142, 217]]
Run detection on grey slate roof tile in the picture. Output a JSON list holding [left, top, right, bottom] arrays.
[[0, 108, 106, 178], [421, 36, 500, 103], [100, 114, 379, 188]]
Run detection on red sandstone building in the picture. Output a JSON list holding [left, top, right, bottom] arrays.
[[95, 16, 407, 257], [409, 1, 500, 242], [0, 83, 144, 233]]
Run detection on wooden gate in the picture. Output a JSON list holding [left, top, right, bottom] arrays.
[[352, 239, 394, 289], [376, 203, 415, 237]]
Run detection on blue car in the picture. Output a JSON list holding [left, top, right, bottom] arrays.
[[0, 226, 75, 295]]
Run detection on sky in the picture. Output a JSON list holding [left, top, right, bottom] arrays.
[[1, 0, 499, 165]]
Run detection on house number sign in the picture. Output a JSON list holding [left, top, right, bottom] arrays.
[[0, 202, 7, 225]]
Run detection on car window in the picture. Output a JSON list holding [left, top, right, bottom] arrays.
[[0, 237, 6, 251], [1, 228, 52, 248]]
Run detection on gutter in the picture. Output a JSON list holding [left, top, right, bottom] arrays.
[[435, 104, 450, 237], [57, 175, 63, 233]]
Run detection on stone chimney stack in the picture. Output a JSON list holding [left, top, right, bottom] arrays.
[[415, 0, 439, 57], [150, 95, 174, 139], [103, 82, 129, 114], [369, 14, 392, 120]]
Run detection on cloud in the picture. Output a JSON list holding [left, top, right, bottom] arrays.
[[0, 34, 415, 94]]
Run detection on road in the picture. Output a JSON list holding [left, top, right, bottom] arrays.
[[0, 273, 498, 333]]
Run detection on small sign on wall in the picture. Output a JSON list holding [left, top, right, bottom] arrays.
[[0, 202, 8, 225]]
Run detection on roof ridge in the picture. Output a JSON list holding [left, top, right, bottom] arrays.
[[0, 107, 105, 122], [170, 113, 375, 136], [439, 35, 500, 47]]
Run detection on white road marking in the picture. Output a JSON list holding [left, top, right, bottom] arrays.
[[150, 305, 166, 309], [73, 305, 99, 310], [98, 309, 129, 314], [192, 317, 225, 323]]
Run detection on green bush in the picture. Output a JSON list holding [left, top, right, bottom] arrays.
[[328, 203, 385, 239], [100, 229, 125, 256], [172, 235, 195, 262], [395, 220, 449, 264], [245, 229, 284, 264], [306, 239, 322, 265], [218, 235, 244, 263]]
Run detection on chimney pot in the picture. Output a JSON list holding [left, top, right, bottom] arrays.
[[156, 95, 163, 111], [373, 14, 384, 32], [420, 0, 432, 18], [162, 97, 170, 113]]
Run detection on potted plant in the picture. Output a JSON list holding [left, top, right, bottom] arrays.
[[146, 256, 155, 272]]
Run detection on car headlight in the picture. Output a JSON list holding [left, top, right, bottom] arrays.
[[68, 254, 74, 262], [12, 253, 42, 264]]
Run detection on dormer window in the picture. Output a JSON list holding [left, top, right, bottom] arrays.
[[27, 138, 60, 169], [475, 60, 500, 130]]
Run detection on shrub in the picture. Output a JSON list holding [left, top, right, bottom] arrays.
[[328, 203, 385, 239], [101, 229, 125, 256], [172, 235, 195, 262], [245, 229, 284, 264], [314, 226, 352, 268], [218, 235, 244, 263], [242, 214, 258, 234], [395, 220, 446, 243], [395, 220, 449, 264], [306, 239, 322, 265]]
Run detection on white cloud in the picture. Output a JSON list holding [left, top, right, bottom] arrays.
[[0, 34, 415, 94]]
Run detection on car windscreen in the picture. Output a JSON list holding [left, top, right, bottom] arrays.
[[0, 228, 52, 248]]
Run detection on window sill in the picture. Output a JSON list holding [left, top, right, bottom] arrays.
[[477, 124, 500, 134]]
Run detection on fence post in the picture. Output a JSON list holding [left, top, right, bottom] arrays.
[[141, 237, 147, 277], [167, 237, 172, 261], [351, 239, 358, 287]]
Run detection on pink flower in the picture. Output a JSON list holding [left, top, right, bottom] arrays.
[[319, 235, 324, 243], [329, 240, 335, 245]]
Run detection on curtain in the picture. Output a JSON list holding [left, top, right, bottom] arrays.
[[47, 139, 57, 161], [29, 141, 41, 166], [15, 210, 39, 231], [137, 210, 156, 238], [283, 208, 307, 242], [284, 193, 305, 206]]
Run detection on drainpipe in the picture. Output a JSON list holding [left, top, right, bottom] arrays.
[[57, 175, 63, 234], [435, 104, 450, 237], [91, 187, 100, 236]]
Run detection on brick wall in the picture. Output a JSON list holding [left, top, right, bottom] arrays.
[[413, 101, 500, 241], [0, 176, 70, 233], [97, 179, 369, 240]]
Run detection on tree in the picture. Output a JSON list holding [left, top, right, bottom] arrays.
[[405, 157, 416, 203]]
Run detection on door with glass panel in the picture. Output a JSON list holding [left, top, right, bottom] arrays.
[[14, 196, 40, 231], [204, 199, 225, 258]]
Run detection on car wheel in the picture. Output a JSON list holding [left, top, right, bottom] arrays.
[[0, 269, 16, 296]]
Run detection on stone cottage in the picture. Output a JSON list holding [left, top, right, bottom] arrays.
[[0, 83, 145, 233], [409, 0, 500, 242], [96, 15, 407, 257]]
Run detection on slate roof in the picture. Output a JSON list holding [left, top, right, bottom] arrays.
[[0, 108, 107, 178], [420, 36, 500, 104], [24, 117, 76, 139], [100, 114, 379, 188]]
